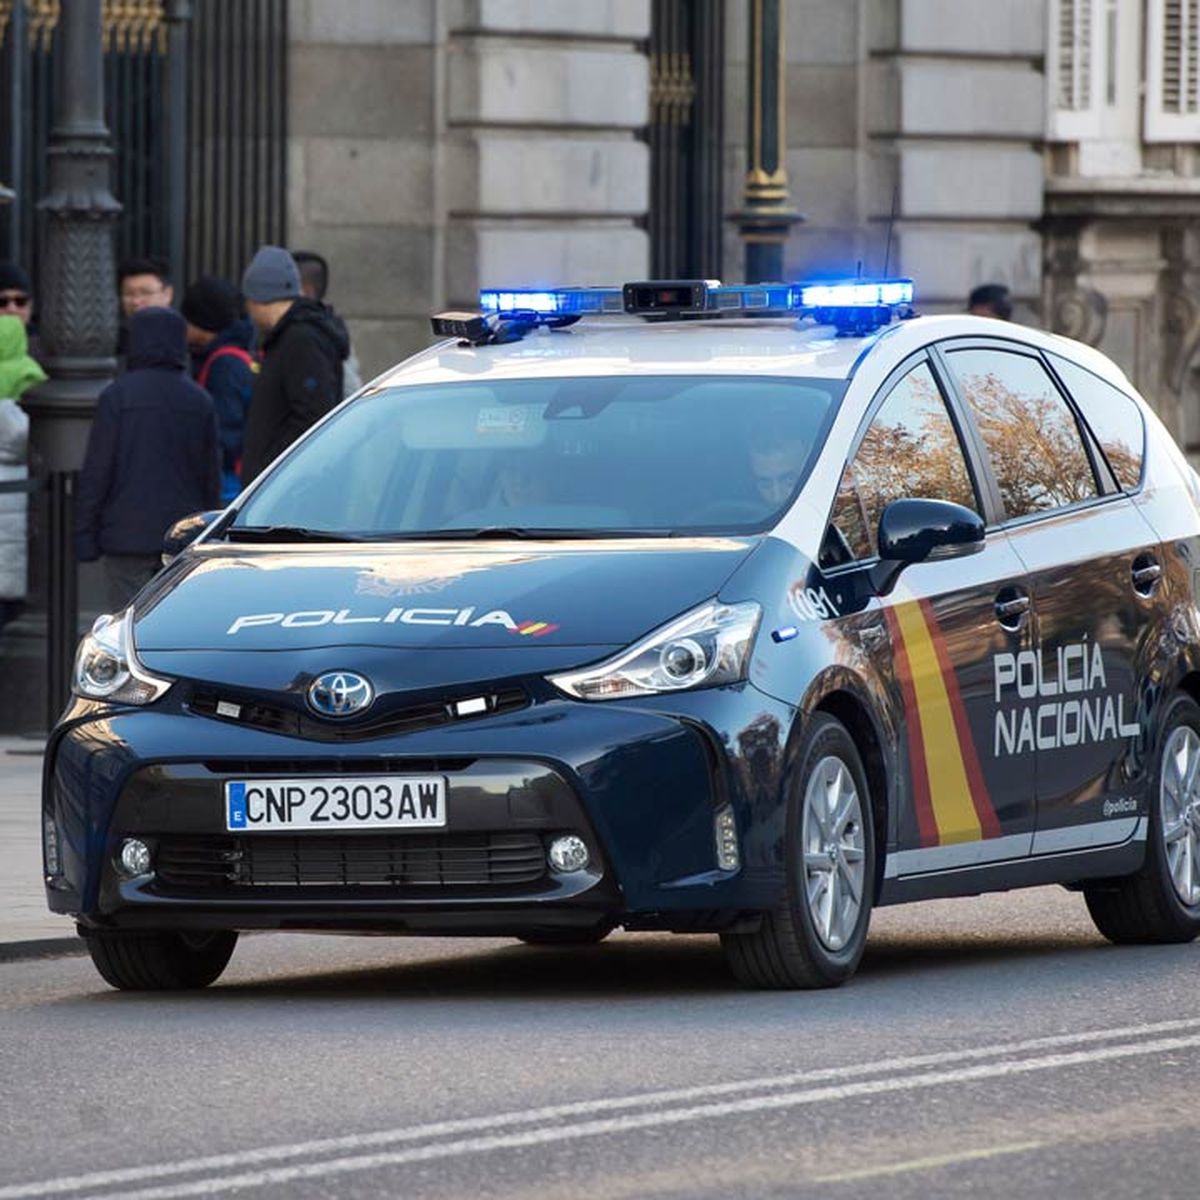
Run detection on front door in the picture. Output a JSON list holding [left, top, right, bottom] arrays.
[[824, 358, 1037, 876]]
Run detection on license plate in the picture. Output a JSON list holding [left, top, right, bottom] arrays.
[[224, 776, 446, 832]]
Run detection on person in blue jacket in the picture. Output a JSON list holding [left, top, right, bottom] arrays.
[[75, 307, 221, 610], [182, 275, 258, 502]]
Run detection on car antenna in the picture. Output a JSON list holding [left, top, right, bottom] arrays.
[[882, 179, 899, 277]]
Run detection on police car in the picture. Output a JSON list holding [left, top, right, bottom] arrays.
[[44, 277, 1200, 991]]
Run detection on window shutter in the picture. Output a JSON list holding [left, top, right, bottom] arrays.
[[1047, 0, 1103, 140], [1146, 0, 1200, 141]]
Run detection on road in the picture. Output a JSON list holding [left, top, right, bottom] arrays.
[[1, 887, 1198, 1199]]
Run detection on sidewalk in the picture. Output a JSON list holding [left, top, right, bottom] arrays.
[[0, 737, 83, 961]]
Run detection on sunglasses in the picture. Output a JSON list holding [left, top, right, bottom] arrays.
[[0, 293, 30, 309]]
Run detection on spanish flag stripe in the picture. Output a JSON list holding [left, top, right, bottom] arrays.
[[918, 599, 1002, 839], [891, 600, 982, 845], [883, 606, 940, 848]]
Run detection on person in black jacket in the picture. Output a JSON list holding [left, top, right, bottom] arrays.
[[75, 307, 221, 610], [239, 245, 347, 483]]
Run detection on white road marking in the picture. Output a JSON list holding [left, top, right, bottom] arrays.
[[812, 1139, 1046, 1183], [4, 1016, 1200, 1199]]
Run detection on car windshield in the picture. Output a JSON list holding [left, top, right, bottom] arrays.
[[231, 374, 844, 538]]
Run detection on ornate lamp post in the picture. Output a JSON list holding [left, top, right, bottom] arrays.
[[23, 0, 120, 473], [21, 0, 120, 726], [732, 0, 802, 283]]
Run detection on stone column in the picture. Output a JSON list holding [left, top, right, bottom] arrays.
[[23, 0, 121, 473]]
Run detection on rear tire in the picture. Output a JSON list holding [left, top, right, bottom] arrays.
[[721, 714, 875, 989], [83, 929, 238, 991], [1084, 693, 1200, 945]]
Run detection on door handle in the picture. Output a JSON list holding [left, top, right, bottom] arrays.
[[1131, 555, 1162, 596], [994, 590, 1030, 630]]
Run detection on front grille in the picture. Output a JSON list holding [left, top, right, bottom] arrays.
[[154, 832, 547, 889], [187, 686, 529, 742]]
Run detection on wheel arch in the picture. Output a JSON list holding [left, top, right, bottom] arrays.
[[803, 676, 893, 902]]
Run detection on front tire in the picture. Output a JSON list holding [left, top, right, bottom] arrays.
[[1085, 693, 1200, 945], [721, 714, 876, 989], [83, 929, 238, 991]]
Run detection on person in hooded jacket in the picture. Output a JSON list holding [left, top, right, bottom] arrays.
[[75, 306, 221, 610], [238, 245, 348, 484], [181, 274, 258, 503], [0, 313, 45, 631]]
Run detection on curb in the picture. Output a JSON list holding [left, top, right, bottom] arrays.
[[0, 937, 86, 963]]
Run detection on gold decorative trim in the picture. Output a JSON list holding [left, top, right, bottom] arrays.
[[650, 50, 696, 126], [0, 1, 13, 51], [103, 0, 165, 55], [28, 0, 59, 51]]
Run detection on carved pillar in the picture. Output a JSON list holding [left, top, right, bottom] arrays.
[[732, 0, 801, 283], [1042, 218, 1107, 347], [1160, 224, 1200, 455], [23, 0, 121, 473]]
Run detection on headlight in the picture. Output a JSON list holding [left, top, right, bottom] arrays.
[[549, 600, 761, 700], [72, 609, 172, 704]]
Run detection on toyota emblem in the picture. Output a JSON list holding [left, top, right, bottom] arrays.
[[306, 671, 374, 718]]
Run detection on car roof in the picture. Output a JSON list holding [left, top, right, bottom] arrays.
[[371, 313, 1137, 396]]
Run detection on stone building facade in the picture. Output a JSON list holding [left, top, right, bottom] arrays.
[[290, 0, 1200, 451]]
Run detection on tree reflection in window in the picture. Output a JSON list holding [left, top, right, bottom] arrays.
[[948, 350, 1098, 519], [1049, 355, 1144, 492], [827, 362, 977, 562]]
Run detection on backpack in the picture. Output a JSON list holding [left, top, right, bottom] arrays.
[[197, 345, 258, 389]]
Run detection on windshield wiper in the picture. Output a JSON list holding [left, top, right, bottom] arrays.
[[368, 527, 676, 541], [224, 525, 367, 543]]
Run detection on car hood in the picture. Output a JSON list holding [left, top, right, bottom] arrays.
[[134, 538, 760, 660]]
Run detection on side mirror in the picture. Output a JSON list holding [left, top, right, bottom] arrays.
[[161, 510, 223, 565], [871, 498, 984, 594]]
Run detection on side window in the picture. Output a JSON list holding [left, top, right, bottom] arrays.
[[946, 349, 1099, 520], [824, 362, 978, 565], [1049, 354, 1145, 491]]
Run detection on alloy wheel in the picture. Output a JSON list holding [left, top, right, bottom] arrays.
[[1161, 725, 1200, 908], [801, 755, 866, 951]]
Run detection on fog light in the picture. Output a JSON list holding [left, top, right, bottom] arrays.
[[118, 838, 152, 878], [714, 804, 740, 871], [43, 814, 62, 877], [548, 835, 590, 873]]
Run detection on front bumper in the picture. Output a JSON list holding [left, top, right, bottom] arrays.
[[43, 686, 793, 935]]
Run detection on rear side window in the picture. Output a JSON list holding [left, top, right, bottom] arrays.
[[823, 361, 977, 565], [1049, 355, 1145, 491], [946, 349, 1098, 520]]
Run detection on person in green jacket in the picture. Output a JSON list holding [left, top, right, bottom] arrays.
[[0, 313, 45, 401], [0, 313, 43, 632]]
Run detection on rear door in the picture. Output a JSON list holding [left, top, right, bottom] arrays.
[[823, 355, 1037, 877], [940, 343, 1154, 855]]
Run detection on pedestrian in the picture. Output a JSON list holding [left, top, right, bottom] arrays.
[[0, 313, 44, 633], [118, 256, 173, 321], [292, 250, 363, 397], [117, 256, 174, 363], [0, 260, 44, 365], [239, 245, 348, 484], [181, 274, 258, 504], [967, 283, 1013, 321], [75, 307, 220, 610]]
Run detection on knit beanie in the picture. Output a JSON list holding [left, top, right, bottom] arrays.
[[241, 246, 300, 304], [181, 275, 239, 332], [0, 262, 32, 295]]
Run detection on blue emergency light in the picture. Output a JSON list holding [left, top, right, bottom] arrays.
[[437, 276, 916, 344]]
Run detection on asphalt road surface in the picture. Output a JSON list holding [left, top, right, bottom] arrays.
[[2, 887, 1198, 1199]]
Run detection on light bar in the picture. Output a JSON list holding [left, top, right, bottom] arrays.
[[479, 287, 624, 317], [798, 279, 914, 309]]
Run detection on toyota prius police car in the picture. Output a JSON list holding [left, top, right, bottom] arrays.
[[44, 276, 1200, 990]]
